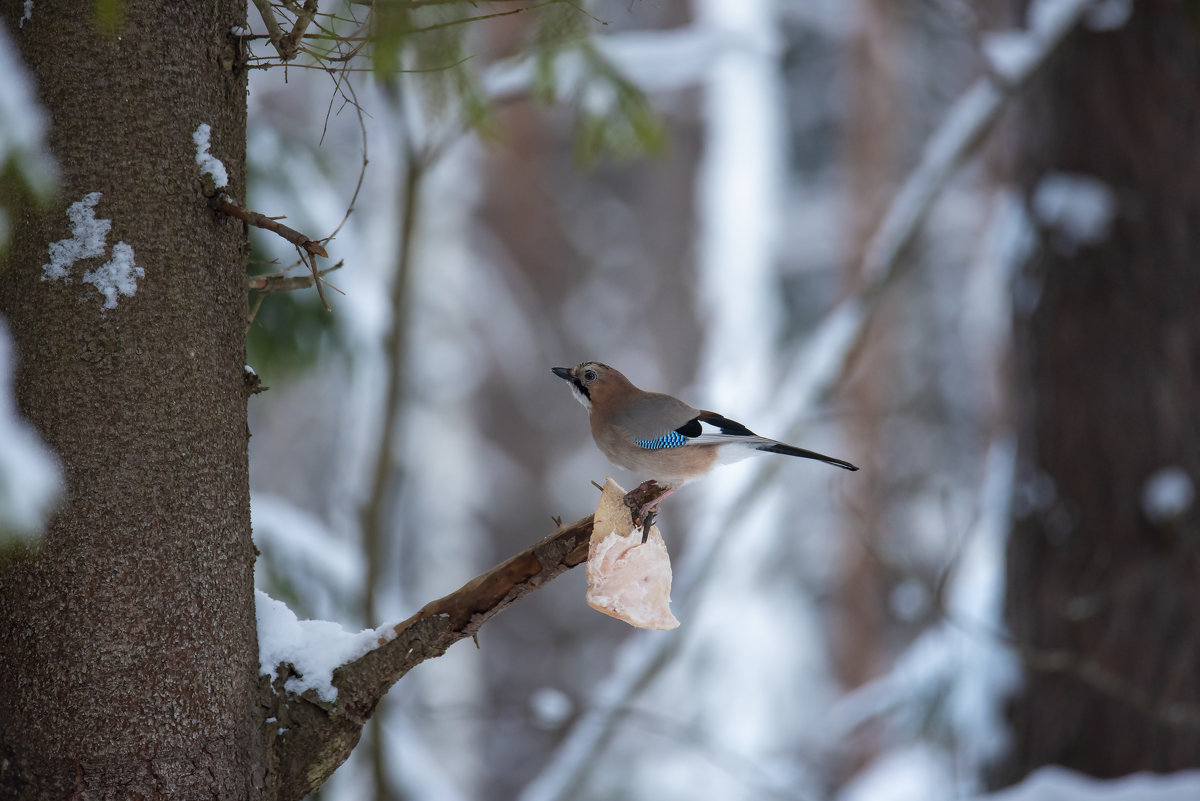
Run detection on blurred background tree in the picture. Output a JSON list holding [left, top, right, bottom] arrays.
[[995, 0, 1200, 785]]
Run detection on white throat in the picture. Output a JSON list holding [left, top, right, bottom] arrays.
[[569, 383, 592, 410]]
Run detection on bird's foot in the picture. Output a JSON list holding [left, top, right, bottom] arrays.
[[623, 480, 671, 541]]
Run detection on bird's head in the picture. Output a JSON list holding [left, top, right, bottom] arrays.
[[551, 361, 631, 411]]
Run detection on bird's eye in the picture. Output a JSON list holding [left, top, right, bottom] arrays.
[[583, 369, 597, 382]]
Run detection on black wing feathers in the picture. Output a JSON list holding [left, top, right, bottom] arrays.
[[691, 410, 859, 471], [674, 411, 755, 439], [695, 410, 756, 437]]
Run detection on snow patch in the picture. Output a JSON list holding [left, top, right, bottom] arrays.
[[42, 193, 142, 310], [984, 0, 1094, 84], [82, 241, 144, 310], [1031, 172, 1117, 254], [42, 193, 109, 281], [256, 590, 381, 704], [976, 767, 1200, 801], [1142, 467, 1194, 525], [983, 32, 1039, 81], [19, 0, 32, 27], [529, 687, 574, 730], [0, 317, 62, 540], [837, 745, 952, 801], [193, 123, 229, 188]]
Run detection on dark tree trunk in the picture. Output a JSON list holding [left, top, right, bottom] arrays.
[[0, 2, 262, 798], [996, 2, 1200, 786]]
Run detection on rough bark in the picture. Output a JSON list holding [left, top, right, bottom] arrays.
[[0, 2, 258, 798], [996, 1, 1200, 785]]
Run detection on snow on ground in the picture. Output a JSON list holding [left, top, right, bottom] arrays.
[[978, 768, 1200, 801]]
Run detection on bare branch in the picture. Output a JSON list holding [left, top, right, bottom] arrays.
[[251, 0, 288, 57], [212, 195, 329, 259], [281, 0, 321, 57], [248, 262, 343, 330], [340, 515, 593, 716], [246, 261, 343, 293]]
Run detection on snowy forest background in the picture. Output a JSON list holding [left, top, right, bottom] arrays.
[[2, 0, 1198, 799]]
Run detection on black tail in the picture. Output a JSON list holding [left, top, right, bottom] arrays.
[[758, 442, 858, 471]]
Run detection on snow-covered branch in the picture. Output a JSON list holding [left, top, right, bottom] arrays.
[[263, 479, 670, 801]]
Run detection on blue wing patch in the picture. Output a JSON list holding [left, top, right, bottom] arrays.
[[636, 430, 688, 450]]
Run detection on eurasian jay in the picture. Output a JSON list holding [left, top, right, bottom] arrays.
[[552, 362, 857, 521]]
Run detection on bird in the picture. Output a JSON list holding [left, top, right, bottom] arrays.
[[552, 361, 857, 525]]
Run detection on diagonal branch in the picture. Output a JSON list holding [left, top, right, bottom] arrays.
[[337, 515, 594, 720], [252, 0, 319, 61], [267, 517, 587, 800], [212, 195, 329, 259], [211, 194, 333, 311], [252, 0, 288, 56], [281, 0, 321, 57], [268, 483, 668, 801]]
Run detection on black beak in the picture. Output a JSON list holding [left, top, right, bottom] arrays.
[[551, 367, 573, 382]]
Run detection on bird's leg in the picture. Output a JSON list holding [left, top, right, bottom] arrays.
[[623, 480, 674, 542]]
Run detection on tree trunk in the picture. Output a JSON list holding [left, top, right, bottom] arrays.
[[997, 1, 1200, 785], [0, 2, 261, 798]]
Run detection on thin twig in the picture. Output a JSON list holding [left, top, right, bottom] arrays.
[[321, 80, 370, 243], [398, 0, 562, 35], [245, 55, 473, 72], [245, 262, 344, 329], [246, 261, 344, 293], [295, 249, 331, 311], [212, 195, 329, 259]]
